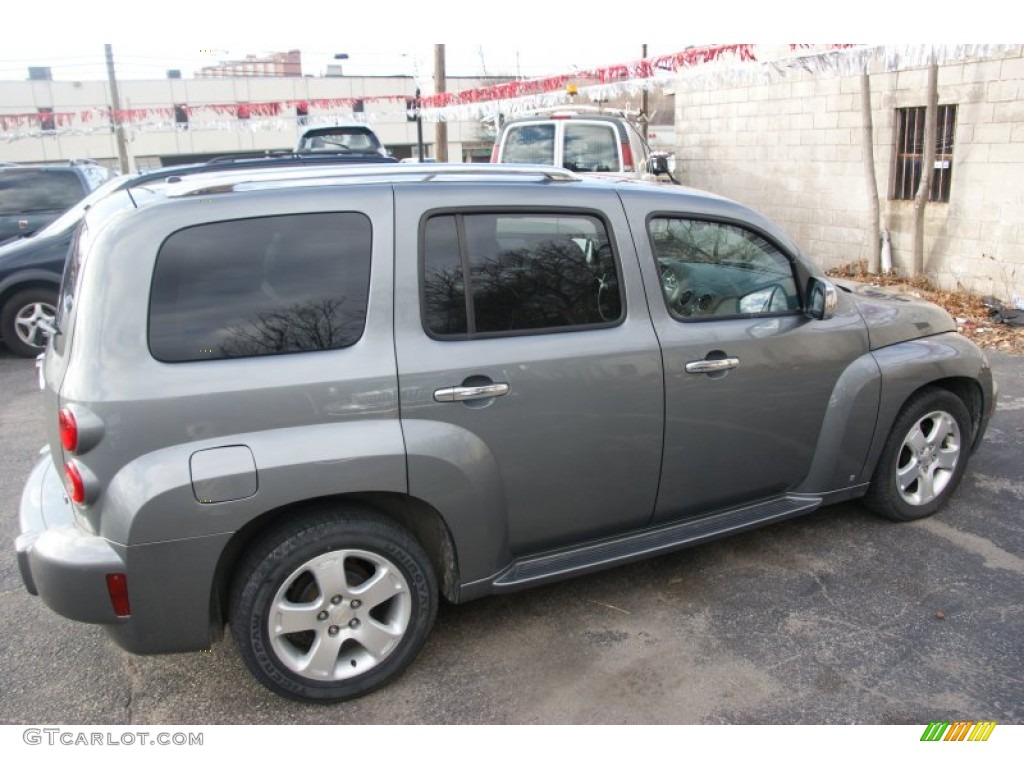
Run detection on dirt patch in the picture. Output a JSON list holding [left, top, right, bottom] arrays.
[[826, 263, 1024, 355]]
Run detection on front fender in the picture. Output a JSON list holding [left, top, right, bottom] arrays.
[[864, 332, 995, 480], [795, 353, 882, 497]]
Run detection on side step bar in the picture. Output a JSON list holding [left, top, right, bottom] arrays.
[[490, 494, 822, 592]]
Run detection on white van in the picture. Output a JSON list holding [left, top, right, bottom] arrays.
[[490, 108, 674, 182]]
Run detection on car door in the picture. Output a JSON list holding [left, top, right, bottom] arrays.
[[619, 194, 870, 523], [393, 183, 664, 574]]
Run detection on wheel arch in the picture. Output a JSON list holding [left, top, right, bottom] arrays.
[[210, 492, 460, 635], [0, 271, 61, 303], [863, 335, 993, 486]]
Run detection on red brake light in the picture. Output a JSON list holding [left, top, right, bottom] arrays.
[[106, 573, 131, 617], [490, 143, 499, 163], [64, 461, 85, 504], [59, 408, 78, 452], [622, 142, 635, 172]]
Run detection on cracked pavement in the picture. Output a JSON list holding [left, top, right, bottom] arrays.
[[1, 347, 1021, 724]]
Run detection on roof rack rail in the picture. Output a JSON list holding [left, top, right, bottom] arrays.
[[508, 105, 641, 120], [205, 151, 295, 164], [161, 163, 581, 198]]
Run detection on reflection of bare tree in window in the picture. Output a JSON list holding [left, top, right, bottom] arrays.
[[218, 299, 364, 357], [423, 266, 467, 334], [653, 221, 769, 268], [472, 240, 619, 332]]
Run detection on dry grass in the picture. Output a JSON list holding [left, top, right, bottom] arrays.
[[826, 262, 1024, 355]]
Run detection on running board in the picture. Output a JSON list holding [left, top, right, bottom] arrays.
[[490, 494, 822, 592]]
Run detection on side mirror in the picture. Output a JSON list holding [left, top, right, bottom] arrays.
[[806, 278, 838, 320], [647, 154, 670, 176]]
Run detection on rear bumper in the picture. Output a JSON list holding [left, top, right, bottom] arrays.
[[17, 448, 231, 653], [16, 450, 126, 624]]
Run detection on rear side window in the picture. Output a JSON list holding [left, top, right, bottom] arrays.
[[500, 124, 556, 165], [563, 123, 620, 172], [422, 212, 622, 338], [0, 169, 84, 214], [149, 213, 371, 362]]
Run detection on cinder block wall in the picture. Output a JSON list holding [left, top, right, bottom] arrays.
[[674, 47, 1024, 299]]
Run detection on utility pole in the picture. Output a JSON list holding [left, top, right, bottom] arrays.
[[639, 44, 649, 143], [415, 88, 424, 161], [434, 44, 448, 162], [104, 44, 131, 173]]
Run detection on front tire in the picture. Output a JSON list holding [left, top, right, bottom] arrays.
[[230, 509, 437, 703], [1, 287, 58, 358], [863, 388, 972, 521]]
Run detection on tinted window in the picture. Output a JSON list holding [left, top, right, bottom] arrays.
[[149, 213, 371, 362], [423, 212, 622, 337], [423, 216, 467, 335], [501, 124, 556, 165], [0, 169, 85, 214], [563, 123, 620, 172], [649, 218, 799, 320], [298, 128, 382, 153]]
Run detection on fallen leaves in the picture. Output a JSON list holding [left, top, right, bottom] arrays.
[[826, 264, 1024, 355]]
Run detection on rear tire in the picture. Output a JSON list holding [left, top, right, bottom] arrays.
[[230, 508, 437, 702], [1, 287, 58, 358], [863, 388, 972, 521]]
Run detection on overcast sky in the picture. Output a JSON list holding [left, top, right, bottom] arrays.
[[1, 2, 1005, 86], [0, 44, 675, 84]]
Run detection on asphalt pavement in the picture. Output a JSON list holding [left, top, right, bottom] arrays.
[[0, 346, 1021, 724]]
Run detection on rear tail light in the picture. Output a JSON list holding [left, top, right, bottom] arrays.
[[106, 573, 131, 617], [622, 142, 635, 172], [489, 143, 499, 163], [59, 407, 78, 452], [64, 461, 85, 504]]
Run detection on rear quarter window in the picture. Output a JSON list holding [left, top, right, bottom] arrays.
[[148, 212, 371, 362]]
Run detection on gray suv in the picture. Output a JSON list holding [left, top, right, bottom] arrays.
[[16, 164, 996, 703]]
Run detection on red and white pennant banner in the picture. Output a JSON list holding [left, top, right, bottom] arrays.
[[3, 44, 1016, 140]]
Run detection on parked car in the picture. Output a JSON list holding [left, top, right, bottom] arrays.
[[295, 124, 391, 158], [0, 161, 112, 244], [490, 107, 673, 182], [16, 163, 996, 703], [0, 154, 401, 358]]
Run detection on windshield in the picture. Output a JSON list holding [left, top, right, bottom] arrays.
[[32, 174, 129, 239]]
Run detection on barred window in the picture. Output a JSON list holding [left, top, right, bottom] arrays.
[[892, 105, 957, 203]]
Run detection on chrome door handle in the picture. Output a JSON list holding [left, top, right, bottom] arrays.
[[685, 358, 739, 374], [434, 383, 510, 403]]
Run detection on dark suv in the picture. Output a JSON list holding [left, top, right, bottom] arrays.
[[0, 161, 111, 243]]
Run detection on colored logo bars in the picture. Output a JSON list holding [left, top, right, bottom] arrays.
[[921, 721, 997, 742]]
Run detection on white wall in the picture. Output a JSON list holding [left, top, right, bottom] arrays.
[[674, 46, 1024, 299], [0, 75, 496, 167]]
